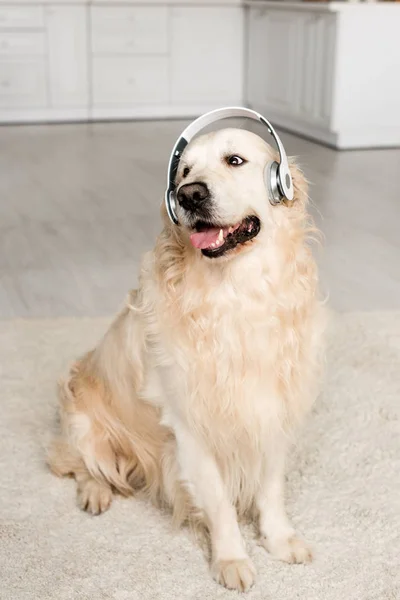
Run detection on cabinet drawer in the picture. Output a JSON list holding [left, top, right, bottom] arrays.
[[92, 57, 168, 106], [0, 6, 44, 29], [91, 7, 167, 55], [0, 59, 47, 108], [0, 32, 45, 56]]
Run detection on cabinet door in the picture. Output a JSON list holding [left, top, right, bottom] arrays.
[[45, 6, 89, 108], [91, 6, 168, 55], [0, 59, 46, 108], [170, 7, 243, 106], [92, 57, 168, 106], [296, 12, 336, 126], [247, 7, 298, 118], [247, 8, 336, 128]]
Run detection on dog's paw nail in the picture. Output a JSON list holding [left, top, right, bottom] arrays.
[[212, 558, 256, 592], [261, 535, 313, 564]]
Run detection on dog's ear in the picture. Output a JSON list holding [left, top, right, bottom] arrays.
[[287, 159, 309, 209]]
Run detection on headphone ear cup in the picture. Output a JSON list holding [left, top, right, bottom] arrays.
[[166, 189, 179, 225], [264, 161, 282, 206]]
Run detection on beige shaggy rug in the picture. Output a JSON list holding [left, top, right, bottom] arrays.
[[0, 313, 399, 600]]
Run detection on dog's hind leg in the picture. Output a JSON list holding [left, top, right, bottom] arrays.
[[48, 433, 114, 515], [49, 300, 165, 514], [48, 366, 137, 514]]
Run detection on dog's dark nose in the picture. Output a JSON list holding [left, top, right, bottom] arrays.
[[177, 182, 209, 212]]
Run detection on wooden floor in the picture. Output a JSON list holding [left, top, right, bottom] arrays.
[[1, 120, 399, 318]]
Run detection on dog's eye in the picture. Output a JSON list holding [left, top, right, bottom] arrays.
[[226, 155, 246, 167], [182, 166, 190, 178]]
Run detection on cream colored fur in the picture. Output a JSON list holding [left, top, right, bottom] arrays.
[[48, 129, 325, 592]]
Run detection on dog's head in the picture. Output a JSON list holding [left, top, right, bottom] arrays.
[[170, 128, 306, 260]]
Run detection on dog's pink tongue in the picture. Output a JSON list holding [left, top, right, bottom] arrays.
[[190, 228, 220, 249]]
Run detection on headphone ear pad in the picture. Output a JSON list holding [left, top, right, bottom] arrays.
[[166, 189, 179, 225], [264, 160, 282, 206]]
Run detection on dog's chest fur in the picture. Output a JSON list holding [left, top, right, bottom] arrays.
[[148, 251, 320, 451]]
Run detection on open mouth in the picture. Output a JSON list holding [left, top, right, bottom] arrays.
[[189, 216, 261, 258]]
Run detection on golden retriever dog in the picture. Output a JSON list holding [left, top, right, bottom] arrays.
[[49, 128, 325, 592]]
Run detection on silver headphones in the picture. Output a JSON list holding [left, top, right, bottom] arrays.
[[164, 106, 294, 225]]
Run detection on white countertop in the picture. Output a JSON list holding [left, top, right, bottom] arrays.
[[1, 0, 399, 11], [91, 0, 244, 4], [245, 1, 400, 13], [0, 0, 245, 5]]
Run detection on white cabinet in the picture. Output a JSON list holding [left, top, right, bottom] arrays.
[[247, 8, 298, 119], [1, 0, 399, 148], [247, 6, 335, 136], [0, 5, 43, 29], [91, 4, 244, 118], [92, 56, 169, 106], [296, 12, 336, 127], [0, 5, 47, 113], [170, 7, 243, 107], [246, 2, 400, 149], [0, 58, 46, 108], [0, 1, 246, 123], [0, 3, 88, 120], [90, 5, 169, 114], [91, 6, 168, 55], [0, 31, 45, 56], [45, 6, 89, 109]]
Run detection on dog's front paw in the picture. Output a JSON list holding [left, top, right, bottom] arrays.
[[212, 558, 256, 592], [261, 535, 312, 564], [77, 479, 113, 515]]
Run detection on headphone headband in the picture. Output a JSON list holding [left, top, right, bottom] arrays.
[[165, 106, 293, 225]]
